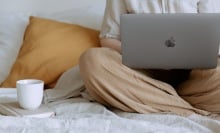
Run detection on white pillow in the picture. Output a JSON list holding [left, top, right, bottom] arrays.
[[0, 12, 30, 84]]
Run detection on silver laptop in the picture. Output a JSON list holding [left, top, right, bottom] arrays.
[[121, 14, 220, 69]]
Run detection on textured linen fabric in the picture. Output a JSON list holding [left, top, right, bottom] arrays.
[[178, 59, 220, 113]]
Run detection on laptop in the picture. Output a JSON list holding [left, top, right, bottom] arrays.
[[121, 14, 220, 69]]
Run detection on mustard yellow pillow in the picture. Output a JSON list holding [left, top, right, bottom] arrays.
[[1, 16, 100, 88]]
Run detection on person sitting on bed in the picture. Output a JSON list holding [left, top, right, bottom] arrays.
[[79, 0, 220, 117]]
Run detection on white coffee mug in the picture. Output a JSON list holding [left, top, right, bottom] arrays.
[[16, 79, 44, 110]]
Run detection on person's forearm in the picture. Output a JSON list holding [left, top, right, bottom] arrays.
[[100, 38, 121, 53]]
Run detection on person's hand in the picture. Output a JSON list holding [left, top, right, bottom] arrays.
[[100, 38, 121, 53]]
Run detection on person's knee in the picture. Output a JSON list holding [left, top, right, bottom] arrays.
[[79, 47, 121, 82], [79, 48, 104, 77]]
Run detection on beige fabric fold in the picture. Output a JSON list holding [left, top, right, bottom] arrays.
[[79, 48, 211, 116], [43, 66, 85, 104], [178, 59, 220, 113]]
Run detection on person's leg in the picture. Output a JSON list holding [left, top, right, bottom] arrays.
[[177, 59, 220, 114], [79, 47, 209, 116]]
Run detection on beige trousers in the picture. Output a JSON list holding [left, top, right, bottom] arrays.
[[79, 48, 219, 116]]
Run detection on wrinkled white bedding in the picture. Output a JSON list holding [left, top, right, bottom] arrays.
[[0, 96, 220, 133], [0, 66, 219, 133]]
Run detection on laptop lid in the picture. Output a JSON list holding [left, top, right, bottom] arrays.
[[121, 14, 220, 69]]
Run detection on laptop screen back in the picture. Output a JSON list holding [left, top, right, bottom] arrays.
[[121, 14, 220, 69]]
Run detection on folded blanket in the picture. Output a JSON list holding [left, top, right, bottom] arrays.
[[43, 65, 86, 103]]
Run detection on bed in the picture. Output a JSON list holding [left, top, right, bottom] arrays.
[[0, 0, 220, 132]]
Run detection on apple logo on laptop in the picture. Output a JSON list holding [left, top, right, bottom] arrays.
[[165, 37, 176, 47]]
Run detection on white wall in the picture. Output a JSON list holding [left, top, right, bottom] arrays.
[[0, 0, 106, 13], [215, 1, 220, 12], [0, 0, 219, 13]]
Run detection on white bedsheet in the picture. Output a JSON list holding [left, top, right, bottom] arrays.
[[0, 89, 220, 133]]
